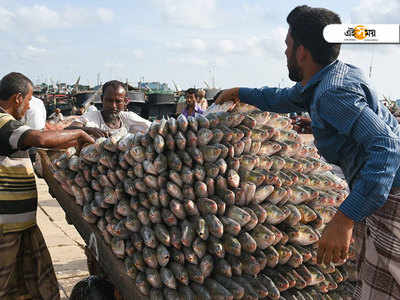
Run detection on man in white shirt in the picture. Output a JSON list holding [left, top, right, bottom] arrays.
[[48, 108, 64, 123], [86, 102, 98, 112], [20, 96, 47, 174], [21, 96, 46, 129], [70, 80, 151, 137]]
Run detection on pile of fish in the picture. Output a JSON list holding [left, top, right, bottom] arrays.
[[51, 108, 354, 300]]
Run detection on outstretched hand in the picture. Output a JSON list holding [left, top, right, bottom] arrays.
[[83, 127, 109, 138], [214, 88, 241, 106], [76, 130, 95, 153]]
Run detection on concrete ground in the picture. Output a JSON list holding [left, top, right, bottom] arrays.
[[36, 177, 89, 300]]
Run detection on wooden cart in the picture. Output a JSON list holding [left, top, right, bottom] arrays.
[[38, 150, 146, 300]]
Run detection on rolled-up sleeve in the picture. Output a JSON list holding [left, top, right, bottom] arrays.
[[239, 83, 307, 113], [124, 112, 151, 133], [0, 114, 32, 155], [318, 88, 400, 221], [76, 112, 99, 128]]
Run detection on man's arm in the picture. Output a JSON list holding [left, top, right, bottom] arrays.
[[124, 112, 151, 133], [20, 129, 95, 150], [316, 88, 400, 264], [68, 120, 84, 128], [66, 117, 108, 138], [319, 88, 400, 221], [215, 84, 307, 113], [0, 115, 94, 156]]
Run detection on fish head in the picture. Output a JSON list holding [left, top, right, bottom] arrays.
[[298, 226, 319, 244]]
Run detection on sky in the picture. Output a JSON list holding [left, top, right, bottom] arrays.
[[0, 0, 399, 99]]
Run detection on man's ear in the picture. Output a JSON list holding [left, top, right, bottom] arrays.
[[296, 45, 308, 64], [13, 93, 22, 105]]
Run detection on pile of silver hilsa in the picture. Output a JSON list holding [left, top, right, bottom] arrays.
[[51, 111, 355, 300]]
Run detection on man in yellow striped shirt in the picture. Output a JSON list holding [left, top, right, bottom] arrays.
[[0, 72, 94, 300]]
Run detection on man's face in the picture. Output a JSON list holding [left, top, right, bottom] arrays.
[[285, 30, 303, 82], [15, 85, 32, 120], [102, 86, 126, 118], [185, 93, 196, 106]]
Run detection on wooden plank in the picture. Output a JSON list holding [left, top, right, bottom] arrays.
[[38, 150, 146, 300]]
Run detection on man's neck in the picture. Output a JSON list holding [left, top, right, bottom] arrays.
[[301, 63, 323, 87], [102, 111, 121, 127], [0, 102, 12, 115]]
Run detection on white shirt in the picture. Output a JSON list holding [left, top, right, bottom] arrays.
[[79, 110, 151, 135], [49, 112, 64, 123], [87, 105, 98, 112], [21, 97, 46, 129]]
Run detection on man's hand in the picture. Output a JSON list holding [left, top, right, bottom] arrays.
[[317, 210, 354, 265], [214, 88, 240, 105], [76, 130, 95, 152], [83, 127, 109, 138]]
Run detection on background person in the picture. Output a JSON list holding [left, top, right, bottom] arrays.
[[197, 88, 208, 111], [181, 88, 204, 117], [71, 105, 79, 115], [86, 101, 98, 112], [78, 106, 86, 115], [48, 108, 64, 123], [216, 5, 400, 299], [0, 72, 94, 300], [21, 96, 46, 130], [20, 96, 47, 173]]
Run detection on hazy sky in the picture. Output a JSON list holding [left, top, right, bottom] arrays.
[[0, 0, 399, 99]]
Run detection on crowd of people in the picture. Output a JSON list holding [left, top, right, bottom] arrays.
[[29, 86, 209, 134]]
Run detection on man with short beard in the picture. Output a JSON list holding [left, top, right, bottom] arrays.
[[216, 5, 400, 300], [72, 80, 151, 137]]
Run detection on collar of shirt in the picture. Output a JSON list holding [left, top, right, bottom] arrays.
[[194, 104, 203, 112], [182, 104, 203, 116], [299, 60, 339, 95]]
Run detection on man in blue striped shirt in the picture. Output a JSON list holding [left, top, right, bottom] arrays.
[[216, 5, 400, 299]]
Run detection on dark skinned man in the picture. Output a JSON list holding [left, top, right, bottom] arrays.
[[0, 72, 94, 300], [216, 6, 400, 299], [70, 80, 150, 137], [181, 88, 204, 118]]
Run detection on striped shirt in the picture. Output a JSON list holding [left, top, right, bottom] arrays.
[[238, 60, 400, 222], [0, 109, 36, 234]]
